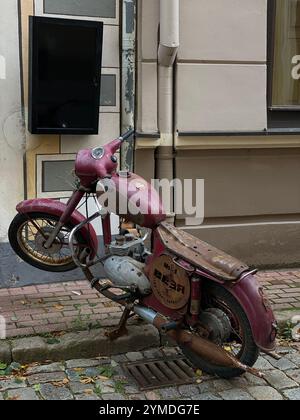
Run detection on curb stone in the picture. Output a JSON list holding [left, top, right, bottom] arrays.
[[0, 324, 169, 365], [1, 308, 299, 365], [0, 341, 11, 364]]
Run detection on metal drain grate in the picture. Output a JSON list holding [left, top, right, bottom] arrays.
[[122, 356, 196, 391]]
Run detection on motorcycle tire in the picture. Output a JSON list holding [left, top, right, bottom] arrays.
[[8, 212, 87, 273], [180, 282, 260, 379]]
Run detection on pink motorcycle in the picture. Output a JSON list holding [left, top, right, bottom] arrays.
[[9, 130, 277, 378]]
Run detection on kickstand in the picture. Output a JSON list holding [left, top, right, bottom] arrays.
[[105, 306, 132, 341]]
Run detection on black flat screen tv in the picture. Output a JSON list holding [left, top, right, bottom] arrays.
[[29, 16, 103, 135]]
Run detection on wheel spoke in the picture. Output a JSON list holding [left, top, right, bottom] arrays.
[[17, 217, 85, 267]]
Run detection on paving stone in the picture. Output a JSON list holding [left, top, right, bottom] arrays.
[[198, 381, 216, 394], [27, 371, 66, 385], [124, 384, 139, 394], [192, 393, 222, 401], [83, 367, 101, 378], [129, 393, 146, 400], [211, 379, 232, 392], [69, 381, 95, 394], [39, 383, 74, 400], [66, 369, 81, 381], [142, 349, 164, 359], [254, 357, 274, 371], [227, 377, 248, 388], [178, 384, 200, 397], [101, 393, 126, 400], [6, 388, 39, 400], [0, 378, 26, 391], [111, 354, 128, 363], [65, 359, 100, 369], [219, 389, 254, 401], [264, 370, 298, 390], [286, 353, 300, 367], [75, 393, 100, 400], [159, 387, 180, 399], [26, 362, 65, 375], [95, 383, 115, 394], [265, 356, 297, 371], [145, 391, 161, 400], [244, 373, 267, 386], [126, 352, 144, 362], [283, 388, 300, 400], [285, 369, 300, 384], [0, 393, 3, 400], [162, 347, 180, 356], [247, 386, 283, 401]]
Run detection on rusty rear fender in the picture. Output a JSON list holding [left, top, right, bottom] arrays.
[[223, 274, 277, 353]]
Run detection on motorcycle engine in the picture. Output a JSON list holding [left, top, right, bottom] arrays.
[[103, 233, 151, 295], [103, 256, 151, 295], [108, 234, 147, 261]]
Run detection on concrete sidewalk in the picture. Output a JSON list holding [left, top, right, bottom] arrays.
[[0, 269, 300, 339]]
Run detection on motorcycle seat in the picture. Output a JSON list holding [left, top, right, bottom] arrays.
[[157, 222, 250, 282]]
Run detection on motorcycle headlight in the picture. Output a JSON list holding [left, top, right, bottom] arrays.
[[91, 147, 104, 160]]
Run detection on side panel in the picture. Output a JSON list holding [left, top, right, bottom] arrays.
[[16, 199, 98, 257]]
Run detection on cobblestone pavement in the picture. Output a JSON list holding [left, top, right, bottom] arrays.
[[0, 269, 300, 338], [0, 346, 300, 400]]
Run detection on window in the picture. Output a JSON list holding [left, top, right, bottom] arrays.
[[44, 0, 116, 19], [37, 154, 76, 198], [268, 0, 300, 128]]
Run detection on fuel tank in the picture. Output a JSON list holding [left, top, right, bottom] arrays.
[[97, 172, 166, 229]]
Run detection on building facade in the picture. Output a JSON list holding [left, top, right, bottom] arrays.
[[0, 0, 300, 286]]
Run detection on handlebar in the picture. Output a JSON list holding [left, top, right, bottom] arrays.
[[119, 129, 135, 142]]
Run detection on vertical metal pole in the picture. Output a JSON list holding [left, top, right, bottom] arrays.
[[121, 0, 136, 171]]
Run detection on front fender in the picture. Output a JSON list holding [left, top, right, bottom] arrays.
[[224, 274, 277, 353], [16, 199, 98, 258]]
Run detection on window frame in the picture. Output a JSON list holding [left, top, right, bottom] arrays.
[[267, 0, 300, 129]]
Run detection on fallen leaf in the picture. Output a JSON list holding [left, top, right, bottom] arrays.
[[80, 378, 95, 385], [53, 304, 64, 311], [195, 369, 203, 377], [84, 389, 93, 395], [74, 368, 84, 373], [52, 378, 69, 387]]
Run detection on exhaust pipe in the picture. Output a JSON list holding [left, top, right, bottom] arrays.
[[133, 305, 263, 378]]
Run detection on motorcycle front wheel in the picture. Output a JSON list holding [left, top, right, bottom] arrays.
[[8, 212, 87, 273], [180, 283, 260, 379]]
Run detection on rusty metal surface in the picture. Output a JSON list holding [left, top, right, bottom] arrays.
[[148, 255, 191, 310], [122, 356, 196, 391], [157, 222, 249, 281], [153, 316, 263, 378]]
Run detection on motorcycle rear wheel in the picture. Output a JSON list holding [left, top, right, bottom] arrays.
[[180, 283, 260, 379], [9, 212, 87, 273]]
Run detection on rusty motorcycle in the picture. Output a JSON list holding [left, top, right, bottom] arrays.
[[9, 130, 277, 378]]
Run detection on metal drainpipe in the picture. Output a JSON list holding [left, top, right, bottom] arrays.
[[121, 0, 136, 171], [156, 0, 179, 223]]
